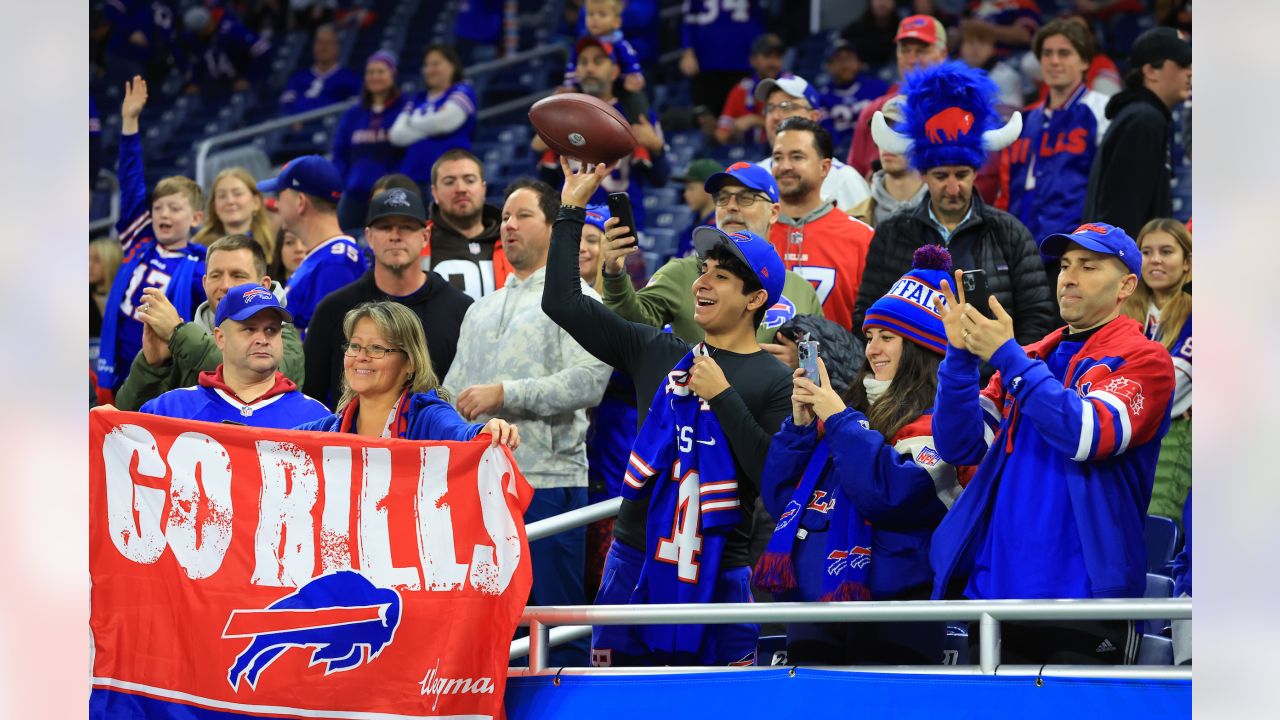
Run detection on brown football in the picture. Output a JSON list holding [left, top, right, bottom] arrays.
[[528, 93, 637, 165]]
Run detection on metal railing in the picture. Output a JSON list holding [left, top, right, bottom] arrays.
[[512, 598, 1192, 677], [526, 497, 621, 542], [193, 44, 570, 187]]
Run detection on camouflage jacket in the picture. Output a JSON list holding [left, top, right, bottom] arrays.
[[442, 267, 611, 488]]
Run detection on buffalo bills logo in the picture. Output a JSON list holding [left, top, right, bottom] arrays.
[[1074, 223, 1114, 236], [1074, 356, 1127, 396], [762, 295, 796, 329], [925, 107, 974, 143], [241, 287, 274, 303], [826, 546, 871, 575], [775, 500, 802, 531], [727, 161, 753, 172], [222, 571, 402, 690]]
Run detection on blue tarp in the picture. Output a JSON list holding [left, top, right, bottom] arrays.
[[506, 668, 1190, 719]]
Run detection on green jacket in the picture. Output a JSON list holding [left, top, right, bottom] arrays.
[[115, 283, 305, 411], [602, 255, 825, 344]]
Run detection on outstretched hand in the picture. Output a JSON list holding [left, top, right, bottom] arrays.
[[559, 157, 613, 208], [121, 75, 148, 134]]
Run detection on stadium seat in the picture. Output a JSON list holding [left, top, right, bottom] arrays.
[[944, 623, 970, 666], [1145, 515, 1181, 575], [1143, 573, 1174, 636], [755, 635, 787, 666], [1136, 634, 1173, 666]]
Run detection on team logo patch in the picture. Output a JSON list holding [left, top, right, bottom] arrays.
[[761, 295, 796, 329], [775, 500, 802, 531], [222, 571, 402, 690], [383, 188, 412, 207], [826, 546, 871, 575], [568, 132, 586, 147], [1100, 376, 1145, 415], [915, 446, 941, 467], [241, 287, 274, 303], [924, 107, 974, 143]]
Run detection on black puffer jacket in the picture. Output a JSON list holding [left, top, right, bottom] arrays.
[[852, 193, 1056, 346]]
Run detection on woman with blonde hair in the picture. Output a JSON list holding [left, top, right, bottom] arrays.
[[296, 301, 518, 446], [192, 167, 275, 257], [1123, 218, 1192, 525], [90, 238, 124, 338]]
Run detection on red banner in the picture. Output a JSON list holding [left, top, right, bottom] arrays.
[[89, 408, 533, 719]]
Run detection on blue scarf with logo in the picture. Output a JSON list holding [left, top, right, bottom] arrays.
[[753, 433, 873, 602], [621, 344, 742, 660]]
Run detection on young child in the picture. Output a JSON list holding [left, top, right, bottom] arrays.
[[817, 41, 888, 160], [95, 76, 207, 404], [563, 0, 648, 120]]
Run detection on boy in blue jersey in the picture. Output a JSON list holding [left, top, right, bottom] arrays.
[[141, 282, 329, 427], [257, 155, 364, 336], [95, 76, 207, 405], [561, 0, 648, 121], [929, 222, 1176, 664], [817, 41, 888, 160]]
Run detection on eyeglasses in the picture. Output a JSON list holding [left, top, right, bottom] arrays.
[[713, 190, 771, 207], [342, 342, 405, 359], [764, 100, 811, 115]]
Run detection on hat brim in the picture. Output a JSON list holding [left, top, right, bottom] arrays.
[[224, 304, 293, 325], [703, 170, 773, 199], [365, 210, 427, 227], [256, 176, 284, 193], [692, 226, 753, 269], [1039, 233, 1141, 275]]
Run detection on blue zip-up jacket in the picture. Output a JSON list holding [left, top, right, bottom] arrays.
[[294, 389, 482, 442], [1005, 84, 1110, 240], [762, 409, 961, 600], [930, 317, 1175, 600], [331, 95, 408, 196]]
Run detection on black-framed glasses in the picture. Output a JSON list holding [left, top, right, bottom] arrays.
[[713, 190, 770, 207], [764, 100, 811, 115], [342, 342, 404, 359]]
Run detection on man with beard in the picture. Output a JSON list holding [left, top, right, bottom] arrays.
[[534, 36, 669, 244], [768, 117, 875, 331], [425, 148, 510, 301], [303, 188, 473, 409]]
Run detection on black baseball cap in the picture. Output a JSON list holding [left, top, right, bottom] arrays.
[[366, 188, 427, 226], [1130, 27, 1191, 69]]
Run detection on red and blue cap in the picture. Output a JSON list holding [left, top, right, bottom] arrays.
[[863, 245, 952, 356], [1039, 222, 1142, 276], [692, 226, 785, 309], [215, 283, 292, 326], [704, 161, 779, 203], [583, 203, 610, 232], [257, 155, 343, 202]]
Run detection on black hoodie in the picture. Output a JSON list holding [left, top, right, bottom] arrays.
[[426, 201, 505, 300], [1083, 85, 1174, 237]]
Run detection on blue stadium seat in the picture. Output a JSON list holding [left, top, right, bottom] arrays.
[[1143, 573, 1174, 636], [1136, 634, 1173, 666], [755, 635, 787, 666], [1145, 515, 1181, 575], [944, 623, 970, 666]]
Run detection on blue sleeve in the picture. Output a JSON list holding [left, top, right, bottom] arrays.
[[279, 71, 304, 113], [759, 418, 817, 518], [405, 394, 484, 442], [138, 396, 160, 415], [617, 39, 642, 76], [987, 337, 1175, 462], [310, 255, 365, 299], [115, 133, 152, 254], [826, 409, 947, 530], [337, 70, 362, 101], [932, 344, 1000, 465], [293, 415, 339, 432]]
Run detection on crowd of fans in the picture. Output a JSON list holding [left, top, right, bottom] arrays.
[[89, 0, 1193, 670]]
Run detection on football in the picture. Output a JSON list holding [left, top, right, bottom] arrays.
[[528, 93, 636, 165]]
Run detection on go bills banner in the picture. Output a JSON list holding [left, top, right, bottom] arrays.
[[89, 408, 533, 720]]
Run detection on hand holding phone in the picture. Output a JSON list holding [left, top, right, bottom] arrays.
[[960, 269, 994, 319], [607, 192, 637, 247], [797, 337, 821, 387]]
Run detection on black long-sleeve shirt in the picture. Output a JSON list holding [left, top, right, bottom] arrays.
[[543, 206, 793, 567]]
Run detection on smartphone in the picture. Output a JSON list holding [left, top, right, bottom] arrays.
[[960, 269, 994, 319], [607, 192, 638, 246], [797, 337, 821, 387]]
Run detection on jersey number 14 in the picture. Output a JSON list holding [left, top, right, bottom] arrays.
[[655, 467, 704, 584]]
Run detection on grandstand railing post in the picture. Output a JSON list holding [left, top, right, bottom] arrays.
[[528, 620, 549, 673], [979, 612, 1001, 675]]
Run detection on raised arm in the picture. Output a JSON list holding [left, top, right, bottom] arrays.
[[115, 76, 151, 254]]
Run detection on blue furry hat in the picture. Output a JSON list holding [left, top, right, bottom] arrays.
[[871, 61, 1022, 171]]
